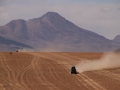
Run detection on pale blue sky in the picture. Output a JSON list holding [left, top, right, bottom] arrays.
[[0, 0, 120, 39]]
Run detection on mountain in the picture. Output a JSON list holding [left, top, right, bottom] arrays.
[[0, 12, 120, 52], [113, 35, 120, 43], [0, 36, 32, 51]]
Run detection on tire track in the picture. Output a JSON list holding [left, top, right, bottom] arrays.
[[14, 54, 34, 90], [1, 52, 118, 90], [94, 70, 120, 81], [41, 53, 94, 90], [32, 55, 60, 90], [65, 65, 106, 90], [31, 53, 82, 89], [31, 53, 95, 90], [0, 53, 13, 80], [32, 56, 47, 85], [16, 63, 33, 90], [54, 53, 103, 90], [0, 53, 24, 90], [61, 53, 106, 90], [40, 57, 76, 90], [80, 73, 106, 90], [46, 59, 90, 90], [16, 53, 34, 90], [63, 64, 100, 90], [48, 53, 106, 90], [30, 53, 85, 89]]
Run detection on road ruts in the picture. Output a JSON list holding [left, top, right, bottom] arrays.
[[85, 70, 120, 90], [31, 53, 88, 90], [0, 53, 24, 90], [94, 70, 120, 81], [63, 64, 106, 90], [0, 52, 34, 90], [16, 62, 33, 90], [39, 57, 76, 90], [0, 53, 15, 81], [56, 53, 106, 90], [1, 52, 120, 90], [80, 73, 106, 90], [30, 53, 106, 90], [47, 53, 106, 90], [31, 54, 61, 90], [13, 53, 33, 90]]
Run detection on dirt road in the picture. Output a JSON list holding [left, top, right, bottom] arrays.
[[0, 52, 120, 90]]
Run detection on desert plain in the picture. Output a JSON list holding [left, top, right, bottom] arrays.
[[0, 52, 120, 90]]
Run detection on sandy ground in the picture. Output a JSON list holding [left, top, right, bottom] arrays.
[[0, 52, 120, 90]]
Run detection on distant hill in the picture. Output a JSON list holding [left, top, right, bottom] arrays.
[[0, 12, 120, 52], [0, 36, 32, 51], [113, 35, 120, 43]]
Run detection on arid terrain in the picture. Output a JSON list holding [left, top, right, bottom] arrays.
[[0, 52, 120, 90]]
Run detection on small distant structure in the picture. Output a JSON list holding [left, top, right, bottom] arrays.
[[16, 50, 18, 52]]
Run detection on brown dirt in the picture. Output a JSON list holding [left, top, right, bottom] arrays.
[[0, 52, 120, 90]]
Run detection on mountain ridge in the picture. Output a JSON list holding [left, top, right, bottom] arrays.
[[0, 12, 120, 51], [0, 36, 32, 51], [113, 35, 120, 43]]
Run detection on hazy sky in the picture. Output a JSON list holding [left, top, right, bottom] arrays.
[[0, 0, 120, 39]]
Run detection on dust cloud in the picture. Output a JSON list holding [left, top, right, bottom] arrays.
[[18, 48, 35, 52], [76, 52, 120, 73]]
